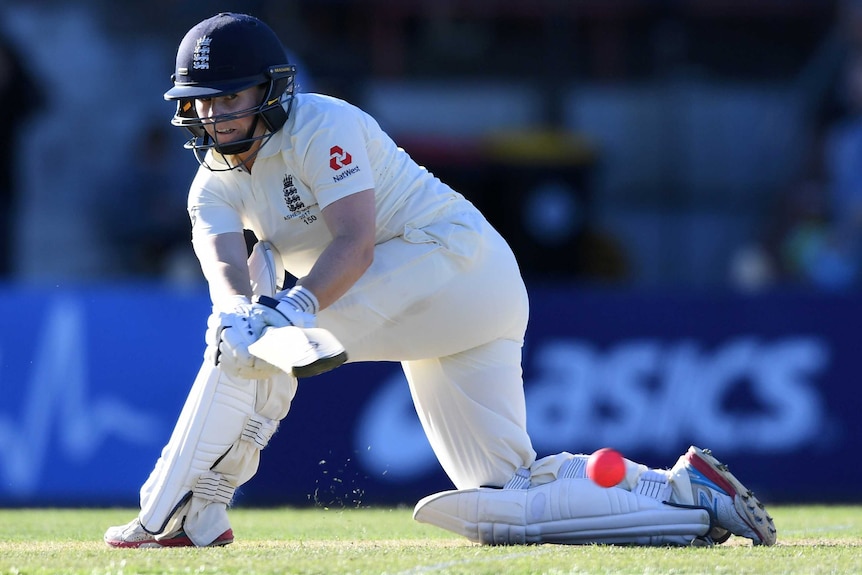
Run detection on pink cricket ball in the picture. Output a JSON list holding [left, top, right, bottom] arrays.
[[586, 447, 626, 488]]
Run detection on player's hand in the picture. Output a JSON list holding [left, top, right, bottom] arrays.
[[205, 302, 281, 380]]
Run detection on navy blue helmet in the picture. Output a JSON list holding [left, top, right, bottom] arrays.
[[164, 13, 296, 163]]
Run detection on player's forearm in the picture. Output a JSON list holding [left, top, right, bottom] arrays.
[[300, 189, 376, 310], [206, 262, 255, 307], [193, 232, 255, 310], [297, 235, 373, 311]]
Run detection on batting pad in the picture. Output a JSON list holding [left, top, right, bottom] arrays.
[[414, 478, 710, 546], [138, 360, 296, 546]]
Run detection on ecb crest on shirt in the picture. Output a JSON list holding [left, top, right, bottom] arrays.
[[282, 174, 306, 213], [281, 174, 317, 225]]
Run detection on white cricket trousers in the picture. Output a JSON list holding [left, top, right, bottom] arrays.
[[317, 205, 543, 489]]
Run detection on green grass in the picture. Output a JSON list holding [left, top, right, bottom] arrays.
[[0, 505, 859, 574]]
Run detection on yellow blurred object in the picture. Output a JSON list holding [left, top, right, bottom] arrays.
[[482, 130, 597, 166]]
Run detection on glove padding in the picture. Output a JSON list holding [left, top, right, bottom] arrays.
[[253, 295, 316, 328], [206, 296, 317, 380], [205, 303, 281, 380]]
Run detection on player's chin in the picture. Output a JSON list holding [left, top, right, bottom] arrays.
[[210, 132, 247, 151]]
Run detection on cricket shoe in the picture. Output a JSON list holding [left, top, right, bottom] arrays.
[[670, 446, 776, 546], [104, 518, 233, 548]]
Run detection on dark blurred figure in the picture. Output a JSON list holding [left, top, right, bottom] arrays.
[[98, 121, 196, 280], [753, 1, 862, 290], [0, 35, 42, 277], [780, 44, 862, 289], [806, 48, 862, 288]]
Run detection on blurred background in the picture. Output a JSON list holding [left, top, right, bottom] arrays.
[[1, 0, 860, 508], [3, 0, 861, 289]]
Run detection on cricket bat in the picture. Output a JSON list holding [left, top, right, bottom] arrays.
[[248, 325, 347, 378]]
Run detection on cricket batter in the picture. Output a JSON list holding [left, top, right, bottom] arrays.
[[105, 13, 775, 548]]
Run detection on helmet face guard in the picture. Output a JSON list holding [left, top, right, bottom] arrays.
[[164, 13, 296, 170], [170, 65, 296, 168]]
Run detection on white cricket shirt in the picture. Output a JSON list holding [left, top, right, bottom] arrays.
[[187, 93, 469, 278]]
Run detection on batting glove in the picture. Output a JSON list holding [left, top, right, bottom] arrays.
[[205, 297, 281, 380], [252, 285, 319, 329]]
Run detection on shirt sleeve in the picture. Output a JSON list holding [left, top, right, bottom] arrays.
[[300, 101, 376, 210], [187, 169, 244, 239]]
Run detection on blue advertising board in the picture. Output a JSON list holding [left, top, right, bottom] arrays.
[[0, 284, 858, 508]]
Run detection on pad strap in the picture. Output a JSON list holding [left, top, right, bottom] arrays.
[[635, 470, 673, 502], [503, 467, 531, 490], [194, 471, 235, 506], [559, 456, 588, 479], [241, 414, 279, 449]]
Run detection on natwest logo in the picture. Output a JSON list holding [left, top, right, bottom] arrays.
[[329, 145, 353, 170]]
